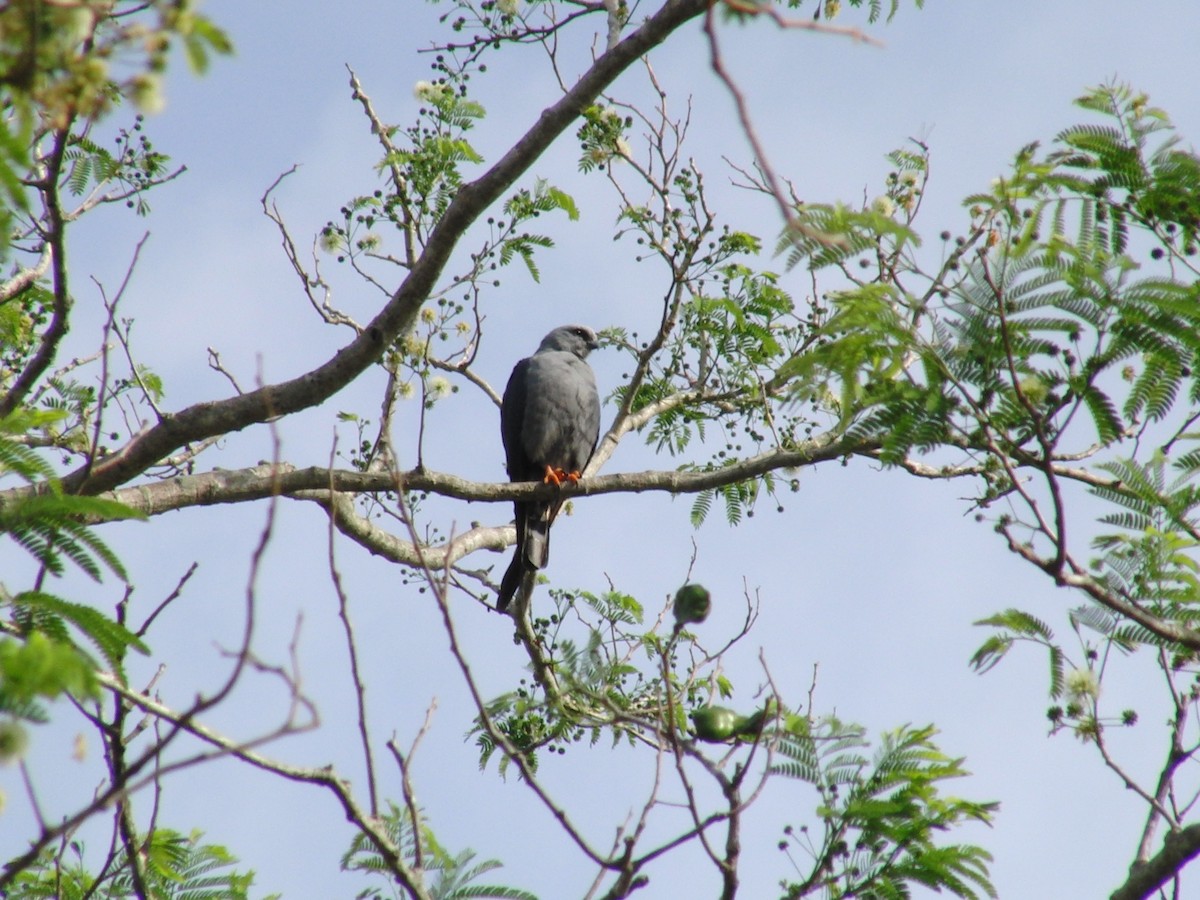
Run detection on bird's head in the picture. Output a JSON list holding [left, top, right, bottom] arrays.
[[538, 324, 599, 359]]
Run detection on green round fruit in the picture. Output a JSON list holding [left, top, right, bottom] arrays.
[[691, 705, 741, 742], [673, 584, 712, 627]]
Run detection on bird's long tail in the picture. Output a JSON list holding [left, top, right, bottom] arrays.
[[524, 504, 551, 570], [496, 502, 553, 611]]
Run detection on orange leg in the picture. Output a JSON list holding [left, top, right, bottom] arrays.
[[542, 465, 564, 486]]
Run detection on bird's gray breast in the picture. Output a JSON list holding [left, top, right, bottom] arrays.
[[520, 350, 600, 472]]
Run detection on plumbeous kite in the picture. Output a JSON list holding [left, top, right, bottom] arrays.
[[497, 325, 601, 611]]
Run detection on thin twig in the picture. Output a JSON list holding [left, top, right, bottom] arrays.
[[325, 435, 380, 816]]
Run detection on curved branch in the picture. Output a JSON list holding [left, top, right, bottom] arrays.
[[297, 489, 513, 570], [592, 386, 707, 474], [59, 0, 710, 497]]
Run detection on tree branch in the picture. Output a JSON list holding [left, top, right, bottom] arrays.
[[3, 428, 860, 520], [1002, 532, 1200, 652], [92, 671, 433, 900], [3, 422, 1130, 526], [0, 127, 73, 418], [1111, 822, 1200, 900], [297, 489, 513, 571], [0, 245, 51, 303]]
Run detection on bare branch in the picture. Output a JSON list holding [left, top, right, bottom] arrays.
[[324, 443, 380, 816], [386, 700, 438, 873], [261, 167, 362, 332], [702, 4, 868, 248]]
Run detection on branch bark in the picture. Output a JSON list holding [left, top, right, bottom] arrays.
[[1111, 823, 1200, 900]]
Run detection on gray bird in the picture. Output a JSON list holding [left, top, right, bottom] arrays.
[[497, 325, 601, 611]]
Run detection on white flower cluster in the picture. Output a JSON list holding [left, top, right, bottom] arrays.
[[319, 230, 341, 254], [413, 80, 452, 104], [1066, 667, 1100, 700], [130, 73, 165, 115], [871, 195, 896, 217]]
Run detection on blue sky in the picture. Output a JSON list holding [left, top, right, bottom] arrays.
[[5, 1, 1200, 897]]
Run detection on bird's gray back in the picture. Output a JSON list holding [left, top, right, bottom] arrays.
[[520, 350, 600, 474]]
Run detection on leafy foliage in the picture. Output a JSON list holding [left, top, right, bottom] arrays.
[[1094, 453, 1200, 624], [473, 589, 655, 775], [6, 829, 276, 900], [0, 412, 147, 723], [971, 608, 1065, 698], [0, 410, 143, 581], [577, 103, 631, 172], [0, 630, 97, 722], [64, 121, 172, 216], [769, 83, 1200, 485], [343, 803, 535, 900], [774, 720, 997, 899], [9, 590, 149, 671], [498, 178, 580, 282], [466, 580, 997, 898]]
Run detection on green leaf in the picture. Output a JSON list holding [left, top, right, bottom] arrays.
[[342, 803, 535, 900], [181, 16, 235, 75], [968, 635, 1012, 675], [0, 491, 144, 582], [1078, 382, 1124, 443], [775, 721, 996, 899], [0, 632, 99, 707], [690, 489, 713, 527], [973, 609, 1054, 640], [544, 184, 579, 221], [13, 591, 150, 673]]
